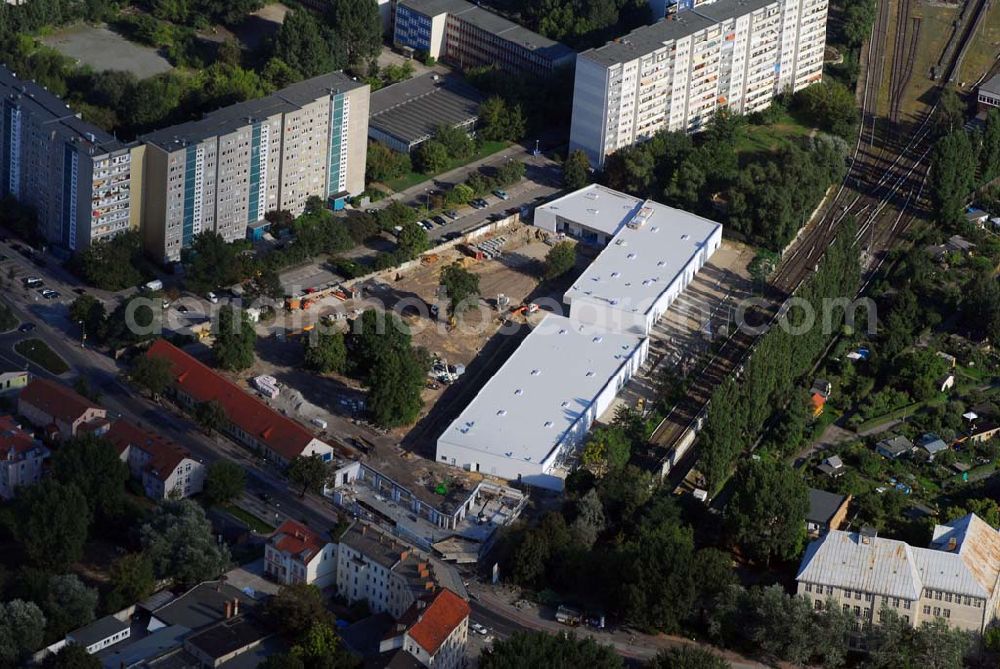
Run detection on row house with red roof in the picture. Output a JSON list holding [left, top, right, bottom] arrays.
[[106, 420, 205, 500], [378, 588, 470, 669], [0, 415, 50, 500], [146, 340, 336, 467], [264, 519, 337, 588], [17, 378, 109, 441]]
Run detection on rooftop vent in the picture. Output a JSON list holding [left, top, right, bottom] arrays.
[[611, 271, 621, 278], [681, 234, 690, 240], [544, 421, 554, 428], [585, 371, 595, 377], [615, 239, 627, 246], [497, 409, 507, 416], [593, 336, 603, 343], [627, 252, 637, 260], [558, 328, 567, 335], [561, 401, 570, 407], [530, 369, 541, 376], [514, 388, 524, 396]]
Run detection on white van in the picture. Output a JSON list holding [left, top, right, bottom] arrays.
[[310, 417, 328, 430]]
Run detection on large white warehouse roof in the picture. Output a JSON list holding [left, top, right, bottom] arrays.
[[535, 184, 642, 237], [437, 313, 645, 471], [564, 197, 722, 327]]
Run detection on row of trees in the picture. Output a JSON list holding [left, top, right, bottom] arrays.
[[929, 109, 1000, 228], [602, 110, 849, 251], [496, 0, 650, 50], [697, 219, 860, 492]]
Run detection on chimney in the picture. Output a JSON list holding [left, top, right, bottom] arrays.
[[233, 598, 240, 616], [224, 601, 233, 619], [361, 524, 367, 535], [400, 550, 410, 562], [947, 537, 958, 551]]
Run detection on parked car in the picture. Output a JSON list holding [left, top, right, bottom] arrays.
[[18, 322, 35, 333], [444, 209, 460, 220], [206, 292, 219, 304], [432, 215, 447, 226], [470, 199, 487, 209], [22, 277, 43, 288], [471, 622, 488, 635], [41, 289, 59, 300], [493, 189, 509, 200]]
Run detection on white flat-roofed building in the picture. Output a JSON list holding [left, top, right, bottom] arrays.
[[436, 314, 648, 490], [537, 185, 723, 336]]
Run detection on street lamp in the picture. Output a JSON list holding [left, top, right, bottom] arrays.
[[78, 320, 86, 348]]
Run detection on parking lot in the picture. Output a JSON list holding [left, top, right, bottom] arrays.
[[42, 24, 173, 79]]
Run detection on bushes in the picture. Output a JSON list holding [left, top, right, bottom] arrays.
[[366, 142, 411, 183], [413, 140, 450, 174]]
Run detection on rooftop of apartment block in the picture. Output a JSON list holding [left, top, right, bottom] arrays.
[[398, 0, 575, 60], [0, 64, 126, 154], [580, 0, 779, 67], [141, 70, 367, 151]]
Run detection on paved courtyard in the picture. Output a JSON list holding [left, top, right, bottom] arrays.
[[42, 24, 173, 79]]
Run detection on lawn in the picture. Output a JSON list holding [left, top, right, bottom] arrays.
[[222, 504, 275, 534], [899, 3, 958, 118], [736, 111, 814, 158], [14, 338, 69, 375], [958, 0, 1000, 85], [384, 140, 510, 193]]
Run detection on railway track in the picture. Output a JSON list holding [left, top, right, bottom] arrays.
[[647, 0, 970, 464]]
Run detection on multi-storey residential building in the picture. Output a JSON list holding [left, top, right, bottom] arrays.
[[264, 519, 337, 588], [569, 0, 827, 167], [0, 66, 142, 251], [393, 0, 575, 76], [796, 514, 1000, 642], [0, 415, 49, 500], [140, 72, 369, 262], [379, 588, 470, 669], [17, 378, 109, 441], [335, 521, 465, 619], [106, 420, 205, 500]]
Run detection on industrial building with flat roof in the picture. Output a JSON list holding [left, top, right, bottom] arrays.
[[437, 185, 722, 490], [393, 0, 575, 77], [140, 71, 369, 263], [368, 72, 483, 153], [536, 184, 723, 336], [0, 65, 142, 252], [437, 313, 648, 489], [569, 0, 828, 166]]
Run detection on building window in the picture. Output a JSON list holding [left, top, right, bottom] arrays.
[[805, 583, 812, 593], [933, 607, 940, 616], [923, 606, 930, 615], [892, 598, 900, 607], [943, 609, 950, 619], [855, 591, 862, 600], [903, 600, 911, 610], [944, 593, 952, 603], [814, 600, 822, 610], [854, 606, 861, 617], [935, 591, 942, 601]]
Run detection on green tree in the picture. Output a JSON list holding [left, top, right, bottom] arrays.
[[543, 241, 577, 279], [367, 345, 426, 427], [479, 96, 526, 142], [929, 129, 978, 228], [194, 399, 228, 435], [204, 461, 247, 506], [480, 632, 623, 669], [214, 305, 256, 371], [68, 294, 108, 344], [105, 553, 155, 613], [726, 459, 808, 564], [936, 87, 966, 135], [51, 435, 128, 522], [273, 10, 345, 78], [140, 500, 230, 586], [130, 353, 174, 398], [303, 331, 347, 374], [328, 0, 383, 66], [980, 108, 1000, 183], [434, 124, 474, 160], [563, 149, 591, 190], [580, 425, 631, 476], [77, 231, 143, 291], [262, 57, 301, 89], [287, 455, 329, 497], [569, 488, 605, 548], [0, 600, 46, 668], [440, 262, 480, 315], [366, 142, 411, 183], [182, 231, 245, 294], [413, 139, 450, 173], [794, 80, 858, 138], [291, 622, 339, 665], [16, 480, 91, 571], [42, 575, 97, 639], [40, 643, 101, 669], [647, 647, 727, 669], [395, 220, 429, 260], [263, 584, 334, 639], [842, 0, 876, 47]]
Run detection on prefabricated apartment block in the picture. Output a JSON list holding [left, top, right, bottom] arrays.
[[140, 72, 369, 262], [0, 65, 143, 252], [570, 0, 828, 166], [437, 185, 722, 489], [393, 0, 576, 76]]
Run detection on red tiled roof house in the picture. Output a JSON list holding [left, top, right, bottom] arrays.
[[379, 588, 470, 669], [106, 420, 206, 500], [265, 519, 337, 587], [146, 340, 334, 466], [17, 378, 108, 441], [0, 415, 50, 500]]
